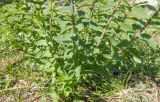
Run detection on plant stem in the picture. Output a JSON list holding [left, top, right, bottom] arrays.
[[96, 0, 121, 46], [135, 9, 160, 37], [69, 0, 76, 34]]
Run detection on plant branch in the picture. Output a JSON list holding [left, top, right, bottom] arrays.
[[96, 0, 121, 46], [124, 0, 136, 18], [115, 0, 136, 35], [69, 0, 76, 34], [135, 9, 160, 37]]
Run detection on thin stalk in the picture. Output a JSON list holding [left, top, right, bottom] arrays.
[[135, 9, 160, 37], [124, 0, 136, 19], [96, 0, 121, 46], [69, 0, 76, 34]]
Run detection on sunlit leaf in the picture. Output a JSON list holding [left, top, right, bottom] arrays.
[[108, 36, 120, 47], [36, 39, 48, 46], [120, 22, 134, 32], [75, 66, 81, 80], [133, 56, 142, 63], [131, 6, 149, 19]]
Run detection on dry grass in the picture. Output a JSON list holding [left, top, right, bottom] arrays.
[[0, 53, 23, 70], [0, 80, 52, 102], [0, 51, 52, 102], [106, 79, 160, 102]]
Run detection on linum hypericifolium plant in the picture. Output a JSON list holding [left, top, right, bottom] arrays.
[[0, 0, 160, 100]]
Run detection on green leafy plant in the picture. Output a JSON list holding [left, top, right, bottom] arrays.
[[0, 0, 160, 101]]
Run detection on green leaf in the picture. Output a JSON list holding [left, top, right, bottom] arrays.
[[78, 0, 93, 9], [60, 26, 72, 34], [118, 40, 130, 47], [90, 22, 103, 32], [57, 6, 71, 15], [143, 4, 157, 11], [76, 23, 84, 31], [120, 22, 134, 32], [75, 66, 81, 80], [108, 36, 120, 46], [58, 20, 69, 30], [39, 59, 50, 64], [111, 46, 115, 57], [43, 62, 51, 70], [64, 52, 74, 60], [138, 33, 157, 49], [133, 56, 142, 63], [99, 4, 113, 11], [148, 38, 157, 49], [93, 48, 100, 54], [103, 54, 112, 59], [132, 6, 149, 19], [42, 50, 52, 57], [36, 40, 48, 46]]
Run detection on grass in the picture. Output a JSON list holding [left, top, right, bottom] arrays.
[[0, 44, 42, 101], [0, 42, 160, 102]]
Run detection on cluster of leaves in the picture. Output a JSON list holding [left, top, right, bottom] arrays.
[[0, 0, 160, 101]]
